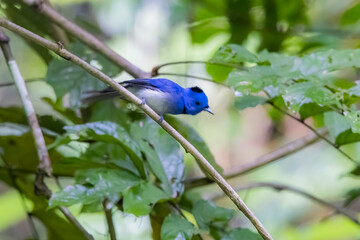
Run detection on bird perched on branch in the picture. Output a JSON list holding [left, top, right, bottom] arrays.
[[83, 78, 214, 121]]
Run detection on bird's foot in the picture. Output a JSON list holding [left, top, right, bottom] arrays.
[[140, 97, 146, 105], [157, 115, 164, 123]]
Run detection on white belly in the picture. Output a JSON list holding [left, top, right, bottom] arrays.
[[133, 89, 172, 115]]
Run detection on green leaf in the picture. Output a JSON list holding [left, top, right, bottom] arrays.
[[212, 44, 258, 64], [344, 110, 360, 134], [341, 3, 360, 25], [161, 214, 202, 240], [46, 42, 120, 108], [0, 123, 29, 136], [192, 200, 234, 230], [64, 121, 147, 178], [299, 103, 328, 120], [130, 120, 184, 196], [166, 117, 223, 175], [346, 84, 360, 97], [324, 111, 360, 145], [234, 95, 268, 111], [222, 228, 262, 240], [344, 188, 360, 206], [49, 168, 141, 208], [123, 182, 170, 216], [324, 112, 350, 140], [0, 172, 89, 240]]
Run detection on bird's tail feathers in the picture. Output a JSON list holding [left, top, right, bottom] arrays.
[[81, 90, 123, 104]]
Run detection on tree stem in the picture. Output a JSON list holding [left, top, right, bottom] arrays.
[[103, 200, 117, 240]]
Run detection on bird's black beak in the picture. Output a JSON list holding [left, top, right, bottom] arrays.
[[204, 107, 214, 115]]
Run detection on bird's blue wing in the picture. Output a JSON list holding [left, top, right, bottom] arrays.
[[122, 78, 183, 93]]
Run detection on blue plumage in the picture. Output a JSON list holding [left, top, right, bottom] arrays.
[[83, 78, 214, 118]]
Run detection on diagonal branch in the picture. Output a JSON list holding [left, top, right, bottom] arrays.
[[22, 0, 149, 79], [0, 19, 273, 240], [186, 128, 327, 189], [151, 60, 243, 77], [157, 72, 227, 86], [205, 182, 359, 225], [269, 102, 358, 164]]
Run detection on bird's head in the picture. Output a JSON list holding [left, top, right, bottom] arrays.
[[183, 87, 214, 115]]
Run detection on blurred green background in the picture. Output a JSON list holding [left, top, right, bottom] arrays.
[[1, 0, 360, 239]]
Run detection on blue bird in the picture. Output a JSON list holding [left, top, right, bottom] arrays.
[[83, 78, 214, 121]]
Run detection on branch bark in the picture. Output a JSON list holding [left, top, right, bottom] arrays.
[[0, 19, 273, 240], [22, 0, 149, 79], [0, 28, 93, 240], [205, 182, 359, 225], [186, 128, 327, 189], [0, 28, 52, 198]]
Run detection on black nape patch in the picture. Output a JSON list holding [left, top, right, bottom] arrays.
[[190, 86, 203, 93]]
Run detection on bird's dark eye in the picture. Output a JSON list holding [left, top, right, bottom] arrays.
[[195, 101, 200, 105]]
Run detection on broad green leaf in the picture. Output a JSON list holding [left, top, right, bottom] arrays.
[[222, 228, 262, 240], [82, 142, 141, 176], [123, 182, 170, 216], [341, 3, 360, 25], [161, 214, 202, 240], [49, 168, 141, 208], [64, 121, 147, 178], [234, 95, 268, 111], [130, 120, 184, 196], [0, 107, 26, 124], [324, 111, 360, 145], [345, 110, 360, 134], [166, 117, 223, 175], [324, 112, 350, 140], [299, 103, 329, 120], [46, 42, 120, 108], [0, 123, 29, 136], [212, 44, 258, 64], [0, 133, 58, 171], [347, 84, 360, 97], [192, 200, 234, 230]]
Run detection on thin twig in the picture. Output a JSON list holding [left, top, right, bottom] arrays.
[[59, 207, 94, 240], [102, 200, 117, 240], [0, 28, 52, 198], [205, 182, 359, 225], [269, 102, 358, 164], [157, 72, 227, 86], [0, 78, 43, 88], [22, 0, 149, 78], [0, 29, 93, 240], [151, 60, 243, 76], [186, 128, 327, 189], [0, 19, 273, 239]]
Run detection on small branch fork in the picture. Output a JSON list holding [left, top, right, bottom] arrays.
[[186, 128, 327, 189], [269, 102, 358, 164], [0, 28, 93, 240], [0, 19, 273, 240], [206, 182, 359, 225]]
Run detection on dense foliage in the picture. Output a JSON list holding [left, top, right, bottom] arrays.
[[1, 0, 360, 240]]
